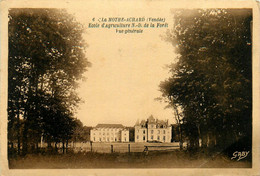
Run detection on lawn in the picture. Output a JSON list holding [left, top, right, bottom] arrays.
[[73, 142, 181, 153], [8, 150, 251, 169]]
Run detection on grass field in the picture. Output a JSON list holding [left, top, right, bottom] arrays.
[[9, 149, 251, 169], [71, 142, 181, 153]]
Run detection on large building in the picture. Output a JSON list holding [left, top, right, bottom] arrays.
[[135, 115, 172, 143], [90, 124, 129, 142]]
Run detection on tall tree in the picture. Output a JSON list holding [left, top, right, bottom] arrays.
[[160, 9, 252, 150], [8, 8, 90, 155]]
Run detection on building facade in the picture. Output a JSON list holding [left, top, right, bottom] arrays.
[[90, 124, 129, 142], [135, 115, 172, 143]]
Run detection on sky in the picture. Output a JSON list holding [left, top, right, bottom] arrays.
[[67, 3, 177, 127]]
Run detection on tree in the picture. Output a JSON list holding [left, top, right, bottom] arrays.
[[70, 119, 92, 144], [160, 9, 252, 151], [8, 8, 90, 155]]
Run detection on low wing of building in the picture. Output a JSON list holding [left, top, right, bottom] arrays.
[[90, 124, 129, 142]]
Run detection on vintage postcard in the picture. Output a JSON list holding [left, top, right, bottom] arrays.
[[0, 0, 259, 175]]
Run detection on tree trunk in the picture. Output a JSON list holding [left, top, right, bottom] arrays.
[[65, 140, 68, 153], [201, 133, 208, 148], [55, 142, 58, 152], [179, 124, 183, 149], [196, 124, 201, 148], [62, 141, 65, 154], [188, 124, 200, 151], [22, 121, 28, 155], [36, 142, 39, 152], [9, 104, 15, 152], [22, 75, 33, 156], [208, 132, 216, 148], [173, 104, 184, 149], [47, 140, 52, 148], [17, 110, 21, 155]]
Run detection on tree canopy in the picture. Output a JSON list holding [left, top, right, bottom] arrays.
[[8, 8, 90, 155], [160, 9, 252, 150]]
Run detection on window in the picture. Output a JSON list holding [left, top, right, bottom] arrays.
[[93, 137, 95, 141], [115, 138, 117, 141], [103, 133, 105, 135], [124, 138, 126, 141], [103, 137, 105, 140], [143, 136, 145, 140], [151, 130, 153, 134], [107, 137, 109, 141], [151, 125, 153, 128], [137, 135, 139, 139], [151, 136, 153, 140], [158, 130, 160, 134], [143, 130, 145, 134], [99, 138, 101, 141], [163, 136, 166, 141], [157, 136, 160, 140], [163, 130, 166, 134]]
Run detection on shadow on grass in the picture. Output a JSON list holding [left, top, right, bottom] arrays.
[[8, 149, 252, 169]]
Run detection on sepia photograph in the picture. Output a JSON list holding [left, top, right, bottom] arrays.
[[0, 0, 260, 175]]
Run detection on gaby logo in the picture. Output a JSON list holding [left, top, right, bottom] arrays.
[[231, 151, 250, 161]]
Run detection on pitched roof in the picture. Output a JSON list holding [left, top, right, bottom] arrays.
[[95, 124, 124, 128], [148, 115, 155, 121], [135, 119, 140, 126], [140, 120, 146, 126], [157, 120, 167, 126], [147, 115, 156, 124]]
